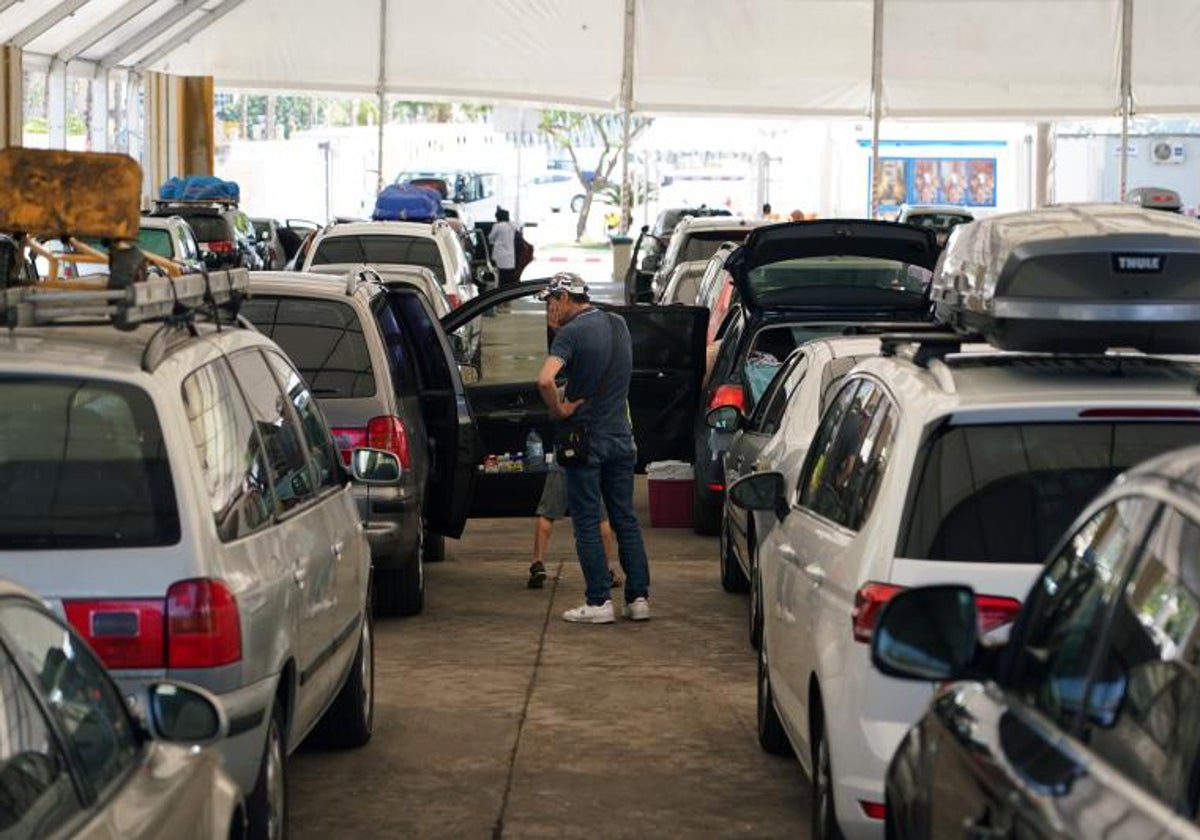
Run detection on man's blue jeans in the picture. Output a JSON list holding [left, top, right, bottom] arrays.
[[563, 432, 650, 606]]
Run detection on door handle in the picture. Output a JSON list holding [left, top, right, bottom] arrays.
[[778, 543, 799, 564], [802, 563, 826, 585], [332, 541, 344, 560]]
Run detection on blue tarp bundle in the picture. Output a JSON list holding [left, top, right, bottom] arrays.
[[160, 176, 240, 202], [373, 184, 444, 222]]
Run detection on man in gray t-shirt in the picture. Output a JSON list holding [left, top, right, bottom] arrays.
[[536, 273, 651, 624]]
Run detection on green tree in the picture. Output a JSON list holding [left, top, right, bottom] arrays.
[[539, 110, 652, 240]]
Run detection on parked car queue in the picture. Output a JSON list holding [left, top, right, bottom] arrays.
[[706, 204, 1200, 838]]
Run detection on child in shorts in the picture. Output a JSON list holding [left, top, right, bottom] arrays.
[[528, 463, 623, 589]]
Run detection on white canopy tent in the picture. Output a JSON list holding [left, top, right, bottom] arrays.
[[3, 0, 1200, 117]]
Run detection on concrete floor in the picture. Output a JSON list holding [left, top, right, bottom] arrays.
[[288, 479, 811, 838]]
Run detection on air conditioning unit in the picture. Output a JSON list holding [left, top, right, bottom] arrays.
[[1151, 139, 1186, 165]]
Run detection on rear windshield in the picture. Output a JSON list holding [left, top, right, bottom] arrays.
[[239, 297, 376, 398], [681, 230, 749, 264], [905, 213, 971, 231], [0, 378, 179, 548], [184, 215, 231, 243], [310, 235, 444, 283], [900, 422, 1200, 564], [137, 228, 173, 258], [747, 256, 931, 309]]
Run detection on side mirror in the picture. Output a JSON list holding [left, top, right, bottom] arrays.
[[350, 447, 402, 484], [145, 682, 226, 745], [728, 471, 788, 520], [706, 405, 743, 431], [872, 586, 978, 681], [640, 224, 649, 234], [458, 363, 481, 384]]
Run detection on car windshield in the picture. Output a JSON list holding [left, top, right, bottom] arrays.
[[0, 378, 179, 549], [137, 228, 174, 258], [239, 297, 376, 398], [746, 256, 931, 309], [311, 235, 444, 283], [900, 421, 1200, 564]]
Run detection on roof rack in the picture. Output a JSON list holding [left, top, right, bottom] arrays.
[[3, 268, 249, 329], [879, 331, 969, 367], [839, 322, 944, 337], [151, 197, 238, 210]]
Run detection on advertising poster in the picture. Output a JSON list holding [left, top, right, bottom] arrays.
[[871, 156, 998, 214]]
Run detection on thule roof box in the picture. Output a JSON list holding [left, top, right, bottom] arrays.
[[931, 204, 1200, 353]]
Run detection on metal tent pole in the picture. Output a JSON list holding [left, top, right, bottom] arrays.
[[1118, 0, 1133, 202], [869, 0, 884, 219], [619, 0, 636, 233], [376, 0, 387, 194]]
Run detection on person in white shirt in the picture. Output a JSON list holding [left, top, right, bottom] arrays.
[[488, 207, 518, 290]]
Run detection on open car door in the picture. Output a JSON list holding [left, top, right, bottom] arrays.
[[385, 285, 480, 538], [623, 226, 659, 305]]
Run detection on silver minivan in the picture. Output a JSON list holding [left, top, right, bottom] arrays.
[[0, 313, 376, 839]]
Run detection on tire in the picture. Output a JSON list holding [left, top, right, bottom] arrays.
[[692, 484, 721, 536], [749, 562, 764, 651], [247, 701, 287, 840], [719, 516, 750, 593], [374, 544, 424, 616], [315, 611, 375, 749], [570, 194, 585, 213], [812, 714, 844, 840], [757, 641, 792, 756], [423, 530, 445, 563]]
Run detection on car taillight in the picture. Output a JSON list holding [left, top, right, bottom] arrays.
[[167, 579, 241, 669], [708, 383, 747, 414], [853, 582, 1024, 645], [975, 594, 1022, 634], [368, 415, 411, 469], [64, 600, 165, 669], [202, 240, 235, 254], [447, 293, 462, 309], [852, 582, 904, 644], [330, 427, 368, 466], [860, 801, 887, 820]]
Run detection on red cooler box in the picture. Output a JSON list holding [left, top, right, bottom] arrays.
[[646, 461, 694, 528]]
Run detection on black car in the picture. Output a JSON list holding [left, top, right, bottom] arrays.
[[150, 201, 262, 271], [691, 220, 940, 534], [874, 444, 1200, 839]]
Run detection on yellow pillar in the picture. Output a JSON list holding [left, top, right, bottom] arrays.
[[0, 46, 22, 148], [177, 75, 213, 177], [142, 71, 214, 200]]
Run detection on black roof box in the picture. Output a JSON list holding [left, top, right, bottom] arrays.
[[930, 203, 1200, 353]]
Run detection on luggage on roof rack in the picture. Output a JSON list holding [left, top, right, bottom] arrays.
[[159, 175, 240, 204], [931, 203, 1200, 354], [372, 184, 444, 222]]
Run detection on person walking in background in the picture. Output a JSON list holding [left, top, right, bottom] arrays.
[[489, 207, 518, 290], [535, 272, 651, 624]]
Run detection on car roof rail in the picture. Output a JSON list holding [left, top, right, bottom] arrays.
[[879, 331, 970, 394], [345, 266, 384, 296], [4, 269, 250, 333]]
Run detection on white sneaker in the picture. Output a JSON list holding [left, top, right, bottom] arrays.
[[562, 601, 615, 624], [622, 597, 650, 621]]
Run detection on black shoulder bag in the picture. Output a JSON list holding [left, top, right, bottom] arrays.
[[556, 313, 619, 467]]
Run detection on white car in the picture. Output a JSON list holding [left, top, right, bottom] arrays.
[[657, 258, 710, 305], [894, 204, 973, 247], [649, 216, 767, 302], [712, 336, 882, 642], [729, 204, 1200, 838]]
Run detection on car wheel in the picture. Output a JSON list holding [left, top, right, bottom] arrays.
[[375, 552, 424, 617], [570, 194, 585, 213], [719, 515, 750, 593], [247, 701, 287, 840], [692, 484, 721, 536], [757, 641, 792, 756], [749, 561, 764, 651], [812, 713, 844, 840], [423, 529, 446, 563], [314, 609, 375, 749]]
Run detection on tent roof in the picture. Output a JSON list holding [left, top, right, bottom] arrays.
[[6, 0, 1200, 117]]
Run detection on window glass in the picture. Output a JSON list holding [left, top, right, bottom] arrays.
[[226, 352, 314, 511], [309, 235, 446, 283], [742, 326, 845, 410], [745, 256, 931, 310], [261, 351, 341, 492], [0, 643, 78, 835], [180, 215, 228, 243], [1, 602, 140, 798], [749, 353, 807, 436], [800, 381, 889, 528], [679, 230, 751, 264], [181, 360, 276, 541], [135, 228, 173, 259], [0, 378, 179, 549], [797, 379, 861, 511], [1007, 497, 1155, 730], [239, 297, 375, 399], [385, 291, 453, 391], [901, 423, 1200, 564], [1086, 509, 1200, 813], [371, 299, 418, 397]]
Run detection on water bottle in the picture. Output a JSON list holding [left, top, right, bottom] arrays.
[[526, 429, 544, 469], [498, 452, 510, 473], [514, 452, 525, 472]]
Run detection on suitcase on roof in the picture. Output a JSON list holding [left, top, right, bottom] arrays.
[[373, 184, 444, 222], [931, 203, 1200, 354]]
